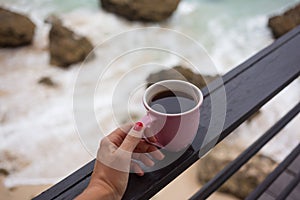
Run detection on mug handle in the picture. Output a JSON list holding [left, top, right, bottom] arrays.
[[140, 112, 163, 148]]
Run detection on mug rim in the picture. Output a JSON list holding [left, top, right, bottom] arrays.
[[143, 80, 203, 116]]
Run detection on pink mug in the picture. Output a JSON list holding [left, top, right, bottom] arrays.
[[140, 80, 203, 152]]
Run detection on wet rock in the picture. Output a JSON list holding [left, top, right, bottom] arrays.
[[0, 7, 35, 47], [100, 0, 181, 22], [0, 168, 9, 176], [0, 150, 30, 174], [38, 76, 58, 88], [268, 3, 300, 38], [197, 142, 277, 199], [146, 65, 219, 89], [49, 19, 94, 68]]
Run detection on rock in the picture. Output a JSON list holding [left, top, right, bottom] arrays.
[[44, 14, 62, 25], [0, 150, 30, 174], [49, 20, 94, 68], [100, 0, 181, 22], [146, 65, 219, 89], [0, 168, 9, 176], [38, 76, 58, 88], [0, 7, 35, 47], [268, 3, 300, 38], [197, 142, 277, 199]]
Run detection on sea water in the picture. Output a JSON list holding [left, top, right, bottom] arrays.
[[0, 0, 299, 187]]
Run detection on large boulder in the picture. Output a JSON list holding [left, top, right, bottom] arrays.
[[100, 0, 181, 22], [197, 142, 277, 199], [146, 65, 219, 89], [0, 7, 35, 47], [268, 3, 300, 38], [49, 19, 94, 68]]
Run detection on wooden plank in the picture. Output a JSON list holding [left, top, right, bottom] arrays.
[[200, 25, 300, 98], [288, 154, 300, 175], [246, 144, 300, 200], [32, 160, 94, 200], [55, 176, 91, 200], [33, 26, 300, 200], [266, 172, 295, 197], [277, 171, 300, 200], [258, 193, 275, 200], [287, 181, 300, 200]]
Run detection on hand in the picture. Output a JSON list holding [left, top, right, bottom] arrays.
[[75, 123, 164, 200]]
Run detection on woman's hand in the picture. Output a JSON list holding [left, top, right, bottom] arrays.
[[75, 123, 164, 200]]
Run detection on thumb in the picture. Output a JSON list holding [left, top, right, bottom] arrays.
[[119, 122, 144, 152]]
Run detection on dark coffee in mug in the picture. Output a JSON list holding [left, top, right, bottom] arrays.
[[149, 90, 196, 114]]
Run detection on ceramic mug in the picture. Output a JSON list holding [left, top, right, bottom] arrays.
[[140, 80, 203, 152]]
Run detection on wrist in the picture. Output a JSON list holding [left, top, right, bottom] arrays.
[[76, 183, 118, 200]]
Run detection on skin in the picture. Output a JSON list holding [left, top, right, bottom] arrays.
[[75, 124, 164, 200]]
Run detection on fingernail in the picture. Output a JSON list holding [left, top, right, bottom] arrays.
[[137, 171, 144, 176], [157, 151, 165, 160], [159, 151, 165, 160], [135, 167, 144, 176], [151, 150, 165, 160], [148, 159, 155, 167], [133, 121, 143, 131]]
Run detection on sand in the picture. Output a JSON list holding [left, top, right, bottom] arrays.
[[0, 161, 237, 200], [0, 175, 51, 200]]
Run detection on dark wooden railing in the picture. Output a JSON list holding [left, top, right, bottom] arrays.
[[33, 25, 300, 200]]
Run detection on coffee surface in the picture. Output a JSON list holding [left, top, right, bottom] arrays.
[[149, 90, 196, 114]]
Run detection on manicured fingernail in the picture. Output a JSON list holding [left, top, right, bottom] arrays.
[[133, 121, 143, 131]]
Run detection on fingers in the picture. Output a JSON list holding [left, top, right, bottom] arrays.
[[119, 122, 144, 152], [106, 124, 132, 146], [130, 161, 144, 176], [132, 153, 154, 167], [134, 141, 165, 160], [99, 123, 165, 176]]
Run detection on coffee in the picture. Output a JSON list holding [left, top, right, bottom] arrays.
[[149, 90, 196, 114]]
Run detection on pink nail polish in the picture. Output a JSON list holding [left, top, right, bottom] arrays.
[[133, 122, 143, 131]]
